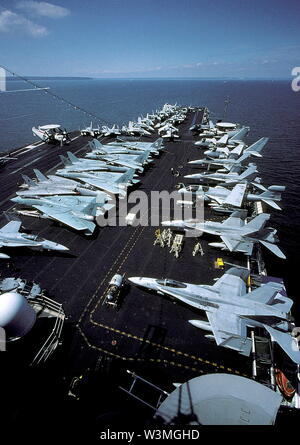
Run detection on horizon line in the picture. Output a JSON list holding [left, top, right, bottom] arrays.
[[6, 76, 291, 81]]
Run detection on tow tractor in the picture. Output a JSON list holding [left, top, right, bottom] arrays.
[[104, 274, 124, 308]]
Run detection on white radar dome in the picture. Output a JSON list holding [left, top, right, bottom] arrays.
[[0, 292, 36, 338]]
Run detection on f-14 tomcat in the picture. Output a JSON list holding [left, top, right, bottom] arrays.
[[108, 137, 164, 155], [128, 268, 300, 364], [0, 220, 68, 258], [11, 194, 113, 236]]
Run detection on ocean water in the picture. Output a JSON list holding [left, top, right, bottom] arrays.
[[0, 78, 299, 310]]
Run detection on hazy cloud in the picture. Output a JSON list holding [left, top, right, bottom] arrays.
[[16, 1, 70, 18], [0, 9, 48, 36]]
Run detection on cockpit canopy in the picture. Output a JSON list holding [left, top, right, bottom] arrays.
[[157, 279, 187, 288]]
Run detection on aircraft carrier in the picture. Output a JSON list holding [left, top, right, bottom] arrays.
[[0, 107, 297, 438]]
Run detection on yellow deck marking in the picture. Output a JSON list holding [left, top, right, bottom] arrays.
[[77, 196, 249, 379]]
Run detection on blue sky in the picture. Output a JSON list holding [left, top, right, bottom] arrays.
[[0, 0, 299, 78]]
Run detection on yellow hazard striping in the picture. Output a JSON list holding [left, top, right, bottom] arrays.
[[77, 325, 200, 374], [80, 317, 249, 378]]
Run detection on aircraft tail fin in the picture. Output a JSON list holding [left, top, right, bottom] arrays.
[[242, 213, 270, 234], [247, 214, 272, 233], [67, 151, 79, 163], [88, 139, 102, 151], [83, 198, 99, 217], [135, 152, 148, 163], [0, 220, 22, 233], [260, 190, 280, 199], [117, 168, 135, 184], [152, 138, 163, 149], [33, 169, 47, 182], [22, 174, 36, 187], [263, 325, 300, 364], [59, 154, 71, 166], [259, 188, 283, 209]]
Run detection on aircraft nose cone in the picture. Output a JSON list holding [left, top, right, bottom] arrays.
[[44, 241, 69, 251], [184, 174, 199, 179], [128, 277, 143, 286], [0, 252, 10, 259], [55, 243, 69, 251], [11, 197, 21, 203], [162, 220, 184, 228], [204, 150, 217, 157]]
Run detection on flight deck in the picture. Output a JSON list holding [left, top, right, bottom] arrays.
[[0, 108, 285, 435]]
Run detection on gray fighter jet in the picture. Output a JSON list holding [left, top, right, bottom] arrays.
[[177, 183, 285, 210], [0, 220, 68, 258], [11, 194, 113, 235], [80, 122, 101, 137], [191, 137, 268, 166], [85, 139, 153, 168], [162, 211, 286, 258], [59, 152, 128, 173], [85, 139, 150, 160], [65, 151, 144, 173], [128, 268, 300, 364], [18, 169, 92, 197], [85, 153, 144, 173], [185, 163, 259, 185], [108, 137, 164, 155], [101, 124, 121, 137], [55, 168, 136, 198]]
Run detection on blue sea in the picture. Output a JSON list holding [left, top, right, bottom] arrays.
[[0, 78, 299, 310]]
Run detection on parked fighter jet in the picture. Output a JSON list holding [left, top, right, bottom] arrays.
[[108, 137, 164, 155], [128, 268, 300, 364], [80, 122, 101, 137], [194, 126, 249, 149], [162, 211, 286, 258], [85, 142, 151, 165], [137, 116, 155, 132], [126, 121, 152, 136], [32, 124, 71, 145], [189, 152, 254, 174], [11, 194, 113, 235], [101, 124, 121, 137], [158, 123, 179, 140], [0, 220, 68, 257], [55, 168, 136, 198], [192, 138, 268, 168], [17, 169, 101, 198], [83, 152, 144, 173], [86, 139, 144, 156], [185, 163, 259, 185], [58, 152, 128, 173], [177, 183, 285, 210]]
